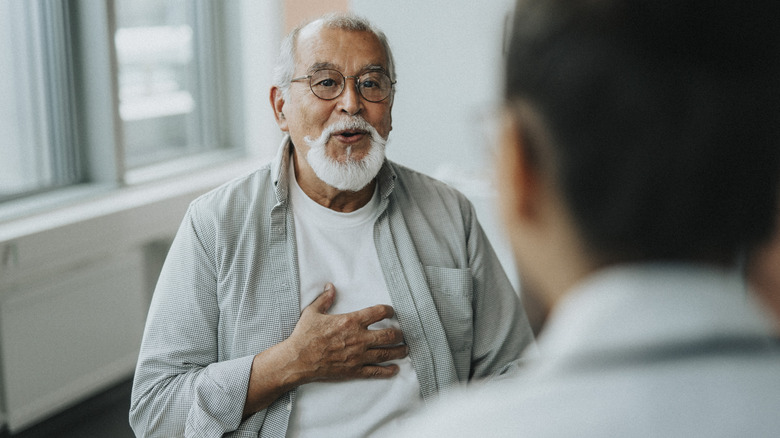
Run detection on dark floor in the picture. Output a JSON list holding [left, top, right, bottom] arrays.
[[3, 378, 135, 438]]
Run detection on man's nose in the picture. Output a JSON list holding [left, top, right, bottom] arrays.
[[337, 78, 363, 116]]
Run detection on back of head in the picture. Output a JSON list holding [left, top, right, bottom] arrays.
[[505, 0, 780, 266]]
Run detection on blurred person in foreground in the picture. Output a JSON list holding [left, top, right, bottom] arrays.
[[129, 13, 534, 437], [749, 212, 780, 331], [395, 0, 780, 436]]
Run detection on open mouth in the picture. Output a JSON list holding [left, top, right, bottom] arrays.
[[334, 129, 367, 138], [332, 129, 369, 144]]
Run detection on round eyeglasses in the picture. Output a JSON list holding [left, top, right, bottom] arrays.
[[290, 69, 396, 103]]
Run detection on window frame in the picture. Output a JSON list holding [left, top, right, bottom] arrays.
[[0, 0, 254, 218], [0, 0, 83, 203]]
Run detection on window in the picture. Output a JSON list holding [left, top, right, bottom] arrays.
[[0, 1, 80, 202], [0, 0, 244, 205], [115, 0, 231, 169]]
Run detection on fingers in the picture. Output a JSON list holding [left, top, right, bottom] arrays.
[[366, 344, 409, 364], [306, 283, 336, 314], [290, 283, 410, 384], [354, 304, 395, 327], [303, 284, 396, 328], [359, 363, 401, 379], [307, 290, 403, 347], [367, 326, 405, 347], [352, 346, 408, 379]]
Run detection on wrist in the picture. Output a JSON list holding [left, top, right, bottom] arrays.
[[243, 341, 306, 416]]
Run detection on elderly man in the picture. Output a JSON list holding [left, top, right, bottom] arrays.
[[396, 0, 780, 436], [130, 13, 534, 437]]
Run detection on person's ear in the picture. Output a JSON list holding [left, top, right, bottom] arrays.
[[497, 111, 541, 226], [270, 86, 289, 132]]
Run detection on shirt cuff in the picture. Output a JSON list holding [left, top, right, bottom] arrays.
[[185, 354, 255, 437]]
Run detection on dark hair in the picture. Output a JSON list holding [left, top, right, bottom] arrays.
[[505, 0, 780, 265]]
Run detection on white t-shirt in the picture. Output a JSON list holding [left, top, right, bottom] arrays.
[[286, 165, 422, 437]]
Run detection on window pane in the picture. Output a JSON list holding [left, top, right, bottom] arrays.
[[115, 0, 220, 169], [0, 1, 78, 201]]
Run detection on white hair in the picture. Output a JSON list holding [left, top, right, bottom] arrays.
[[273, 13, 397, 101]]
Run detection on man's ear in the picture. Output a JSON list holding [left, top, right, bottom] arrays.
[[270, 86, 288, 131], [497, 112, 541, 225]]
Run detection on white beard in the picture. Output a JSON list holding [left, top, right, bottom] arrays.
[[303, 117, 388, 192]]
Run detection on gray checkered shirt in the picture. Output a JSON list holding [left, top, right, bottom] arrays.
[[129, 137, 535, 437]]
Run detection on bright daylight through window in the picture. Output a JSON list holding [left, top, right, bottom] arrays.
[[0, 1, 80, 202], [0, 0, 241, 207], [116, 0, 210, 168]]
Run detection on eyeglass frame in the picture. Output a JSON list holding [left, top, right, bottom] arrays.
[[290, 69, 397, 103]]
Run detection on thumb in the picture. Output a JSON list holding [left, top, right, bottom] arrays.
[[308, 283, 336, 314]]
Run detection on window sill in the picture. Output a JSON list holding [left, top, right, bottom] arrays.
[[0, 154, 262, 243]]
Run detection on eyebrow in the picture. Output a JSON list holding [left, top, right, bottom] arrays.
[[362, 64, 388, 74], [307, 62, 339, 73], [307, 62, 388, 75]]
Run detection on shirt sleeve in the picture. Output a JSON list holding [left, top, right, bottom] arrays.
[[129, 205, 256, 437], [465, 202, 536, 379]]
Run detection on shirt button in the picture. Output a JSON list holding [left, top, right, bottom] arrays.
[[286, 402, 292, 411]]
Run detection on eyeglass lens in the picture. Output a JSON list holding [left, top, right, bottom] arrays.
[[309, 69, 393, 102]]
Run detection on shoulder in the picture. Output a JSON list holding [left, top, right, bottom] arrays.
[[188, 162, 275, 224], [388, 161, 467, 197], [405, 351, 780, 437], [387, 160, 475, 213]]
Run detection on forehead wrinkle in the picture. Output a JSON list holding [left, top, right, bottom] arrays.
[[296, 28, 389, 76]]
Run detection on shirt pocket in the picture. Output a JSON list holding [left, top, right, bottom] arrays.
[[423, 265, 474, 354]]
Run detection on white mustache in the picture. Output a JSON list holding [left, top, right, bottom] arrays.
[[304, 117, 382, 147]]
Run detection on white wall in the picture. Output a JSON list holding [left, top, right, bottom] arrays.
[[351, 0, 513, 178], [351, 0, 519, 287]]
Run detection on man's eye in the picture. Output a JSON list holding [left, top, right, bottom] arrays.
[[361, 79, 379, 89], [315, 78, 338, 88]]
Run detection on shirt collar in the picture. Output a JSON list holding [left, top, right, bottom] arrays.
[[535, 263, 773, 366], [271, 135, 292, 203]]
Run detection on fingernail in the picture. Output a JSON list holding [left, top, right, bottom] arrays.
[[324, 283, 333, 292]]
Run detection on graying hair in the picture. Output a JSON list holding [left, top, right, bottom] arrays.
[[273, 13, 397, 101]]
